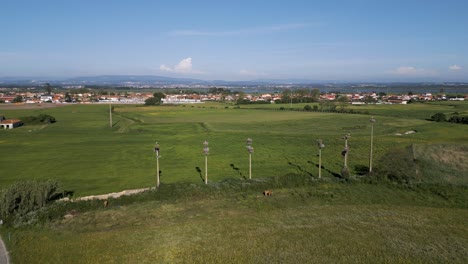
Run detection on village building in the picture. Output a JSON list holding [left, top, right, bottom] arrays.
[[0, 96, 16, 103], [40, 95, 53, 102], [0, 115, 23, 129]]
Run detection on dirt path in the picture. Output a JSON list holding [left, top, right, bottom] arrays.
[[0, 103, 69, 110], [0, 234, 9, 264], [60, 187, 155, 202]]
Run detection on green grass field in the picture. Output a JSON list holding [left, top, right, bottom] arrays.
[[2, 179, 467, 263], [1, 101, 467, 263], [1, 102, 467, 196]]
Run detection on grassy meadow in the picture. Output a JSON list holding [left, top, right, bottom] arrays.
[[2, 178, 468, 263], [1, 101, 467, 263], [1, 102, 467, 196]]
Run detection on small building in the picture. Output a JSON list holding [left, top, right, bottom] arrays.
[[40, 95, 53, 102], [0, 96, 16, 103], [0, 115, 23, 129]]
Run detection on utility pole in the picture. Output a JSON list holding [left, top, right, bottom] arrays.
[[154, 142, 160, 188], [246, 138, 254, 179], [203, 141, 209, 184], [290, 89, 293, 109], [341, 132, 351, 178], [109, 91, 113, 128], [343, 133, 350, 167], [369, 117, 376, 174], [317, 139, 325, 179]]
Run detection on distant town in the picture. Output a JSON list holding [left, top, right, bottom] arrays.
[[1, 76, 467, 105], [0, 84, 466, 105]]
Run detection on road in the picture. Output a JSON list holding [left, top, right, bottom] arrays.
[[0, 235, 9, 264]]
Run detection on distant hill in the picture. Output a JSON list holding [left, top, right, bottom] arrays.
[[0, 75, 334, 86], [1, 75, 467, 93]]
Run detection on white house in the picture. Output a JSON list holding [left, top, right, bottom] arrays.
[[0, 116, 23, 129], [40, 95, 53, 102]]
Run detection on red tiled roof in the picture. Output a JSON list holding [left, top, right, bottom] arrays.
[[1, 119, 22, 124]]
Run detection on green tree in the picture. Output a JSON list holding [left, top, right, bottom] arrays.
[[12, 95, 23, 103], [20, 114, 57, 124], [364, 95, 376, 104], [336, 95, 349, 111], [45, 83, 52, 95], [144, 92, 166, 106], [38, 114, 56, 123], [281, 89, 292, 104], [311, 88, 320, 101], [295, 88, 309, 102], [145, 97, 161, 105], [236, 91, 246, 104], [430, 112, 446, 122], [378, 92, 386, 98], [64, 92, 72, 102], [153, 92, 166, 100]]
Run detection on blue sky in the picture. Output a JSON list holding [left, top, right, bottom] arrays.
[[1, 0, 467, 81]]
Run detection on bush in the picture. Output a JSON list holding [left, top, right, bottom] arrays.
[[38, 114, 56, 123], [21, 114, 57, 124], [12, 95, 23, 103], [303, 105, 312, 111], [144, 97, 162, 105], [448, 115, 468, 124], [430, 112, 446, 122], [375, 146, 420, 183], [0, 180, 61, 220]]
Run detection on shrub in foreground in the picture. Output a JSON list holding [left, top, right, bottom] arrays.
[[0, 180, 60, 220], [375, 146, 420, 183]]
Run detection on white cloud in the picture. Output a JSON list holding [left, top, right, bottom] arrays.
[[174, 57, 193, 73], [170, 23, 309, 37], [449, 65, 462, 71], [159, 57, 203, 74], [239, 69, 267, 76], [391, 66, 436, 76], [394, 66, 420, 75], [239, 69, 252, 75], [159, 64, 173, 72]]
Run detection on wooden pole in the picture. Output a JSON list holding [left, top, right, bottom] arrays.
[[344, 138, 348, 168], [318, 148, 322, 179], [249, 153, 252, 180], [156, 154, 160, 188], [369, 118, 375, 174], [109, 91, 112, 128], [205, 155, 208, 184]]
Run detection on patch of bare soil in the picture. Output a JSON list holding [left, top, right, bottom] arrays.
[[0, 103, 70, 110], [415, 144, 468, 171]]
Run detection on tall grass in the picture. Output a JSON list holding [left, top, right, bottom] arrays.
[[2, 174, 467, 263]]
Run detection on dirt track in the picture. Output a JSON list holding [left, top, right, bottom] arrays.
[[0, 103, 70, 110], [60, 187, 155, 202], [0, 234, 9, 264]]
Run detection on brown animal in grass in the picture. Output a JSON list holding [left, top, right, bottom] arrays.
[[104, 200, 109, 208], [263, 190, 273, 196]]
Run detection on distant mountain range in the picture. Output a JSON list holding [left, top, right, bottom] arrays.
[[0, 75, 330, 86], [0, 75, 467, 89]]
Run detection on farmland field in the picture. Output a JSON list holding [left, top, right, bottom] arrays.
[[1, 101, 467, 263], [1, 102, 467, 195]]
